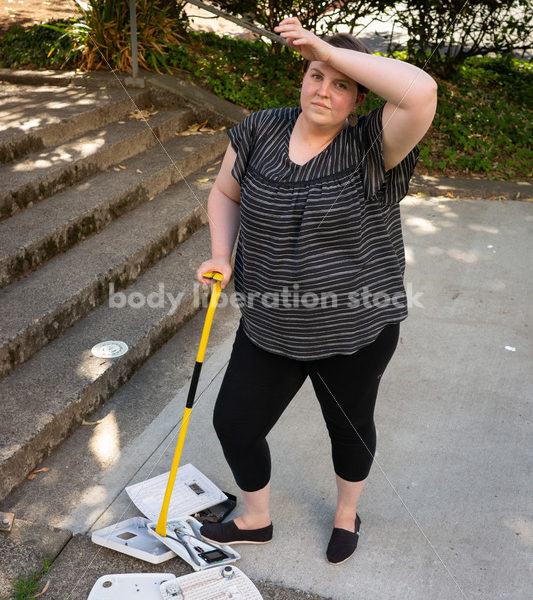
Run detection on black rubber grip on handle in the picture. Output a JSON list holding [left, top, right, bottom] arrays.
[[186, 361, 203, 409]]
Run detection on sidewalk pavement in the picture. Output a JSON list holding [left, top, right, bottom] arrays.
[[1, 191, 531, 599]]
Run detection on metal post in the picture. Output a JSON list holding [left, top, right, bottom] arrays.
[[125, 0, 145, 87]]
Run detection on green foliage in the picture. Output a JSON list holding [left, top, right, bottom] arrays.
[[0, 0, 188, 73], [211, 1, 532, 71], [378, 0, 532, 77], [168, 32, 303, 109], [57, 0, 186, 72], [0, 22, 75, 69], [421, 56, 532, 179], [210, 1, 380, 39], [2, 0, 188, 73], [7, 557, 51, 600]]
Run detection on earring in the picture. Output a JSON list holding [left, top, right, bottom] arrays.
[[348, 107, 358, 126]]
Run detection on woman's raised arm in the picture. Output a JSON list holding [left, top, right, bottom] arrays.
[[275, 17, 437, 171]]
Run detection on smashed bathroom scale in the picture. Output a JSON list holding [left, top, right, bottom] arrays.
[[146, 515, 240, 571], [160, 565, 263, 599], [91, 517, 176, 564], [88, 573, 175, 599], [125, 464, 227, 522], [91, 465, 232, 564], [88, 566, 263, 600]]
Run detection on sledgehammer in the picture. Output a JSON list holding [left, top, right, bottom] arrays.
[[155, 271, 224, 536]]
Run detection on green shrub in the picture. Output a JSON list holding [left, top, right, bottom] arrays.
[[50, 0, 185, 72], [168, 32, 303, 109], [424, 56, 532, 179], [380, 0, 533, 77], [209, 1, 381, 38], [0, 22, 75, 69]]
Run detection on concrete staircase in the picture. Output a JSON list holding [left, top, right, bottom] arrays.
[[0, 75, 240, 500]]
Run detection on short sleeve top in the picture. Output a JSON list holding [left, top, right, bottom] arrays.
[[226, 105, 419, 360]]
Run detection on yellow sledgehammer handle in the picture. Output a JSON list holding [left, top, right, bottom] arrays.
[[155, 271, 224, 536]]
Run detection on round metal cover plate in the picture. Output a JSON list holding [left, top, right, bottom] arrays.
[[91, 341, 129, 358]]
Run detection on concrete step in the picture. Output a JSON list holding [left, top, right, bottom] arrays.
[[0, 129, 226, 289], [0, 107, 195, 221], [1, 278, 241, 528], [0, 151, 224, 380], [0, 222, 218, 501], [0, 82, 151, 165]]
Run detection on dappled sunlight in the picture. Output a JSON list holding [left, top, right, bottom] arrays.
[[404, 245, 416, 265], [18, 117, 41, 131], [468, 223, 499, 234], [46, 101, 75, 110], [89, 411, 121, 468], [76, 350, 111, 383], [400, 197, 501, 268], [441, 210, 458, 219], [404, 216, 438, 234], [9, 137, 106, 172], [72, 138, 108, 155], [447, 248, 480, 263], [82, 485, 107, 506], [0, 84, 126, 143]]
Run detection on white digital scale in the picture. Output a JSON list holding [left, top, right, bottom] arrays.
[[146, 516, 240, 571], [88, 566, 263, 600]]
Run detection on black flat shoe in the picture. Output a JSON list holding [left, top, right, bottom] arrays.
[[200, 520, 273, 546], [326, 513, 361, 565]]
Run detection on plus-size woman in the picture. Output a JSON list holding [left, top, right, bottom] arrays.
[[196, 17, 437, 564]]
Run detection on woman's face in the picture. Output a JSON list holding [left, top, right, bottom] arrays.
[[300, 61, 362, 128]]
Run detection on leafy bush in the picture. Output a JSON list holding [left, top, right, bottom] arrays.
[[210, 1, 381, 37], [421, 56, 532, 178], [210, 1, 532, 74], [0, 22, 75, 69], [379, 0, 532, 77], [168, 32, 303, 109], [47, 0, 187, 72]]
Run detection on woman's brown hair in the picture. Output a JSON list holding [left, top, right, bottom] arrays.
[[302, 33, 371, 96]]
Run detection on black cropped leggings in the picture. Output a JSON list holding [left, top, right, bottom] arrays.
[[213, 320, 400, 492]]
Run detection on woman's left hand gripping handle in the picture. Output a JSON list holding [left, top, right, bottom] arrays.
[[196, 258, 232, 290]]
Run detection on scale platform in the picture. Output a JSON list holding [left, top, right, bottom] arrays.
[[91, 517, 176, 564], [88, 566, 263, 600], [88, 573, 175, 599], [160, 565, 263, 600]]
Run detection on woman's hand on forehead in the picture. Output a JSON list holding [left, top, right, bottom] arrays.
[[274, 17, 332, 63]]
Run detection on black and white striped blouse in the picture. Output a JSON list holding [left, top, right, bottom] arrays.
[[227, 105, 419, 360]]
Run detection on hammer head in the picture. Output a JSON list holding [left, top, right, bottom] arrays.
[[202, 271, 224, 282]]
